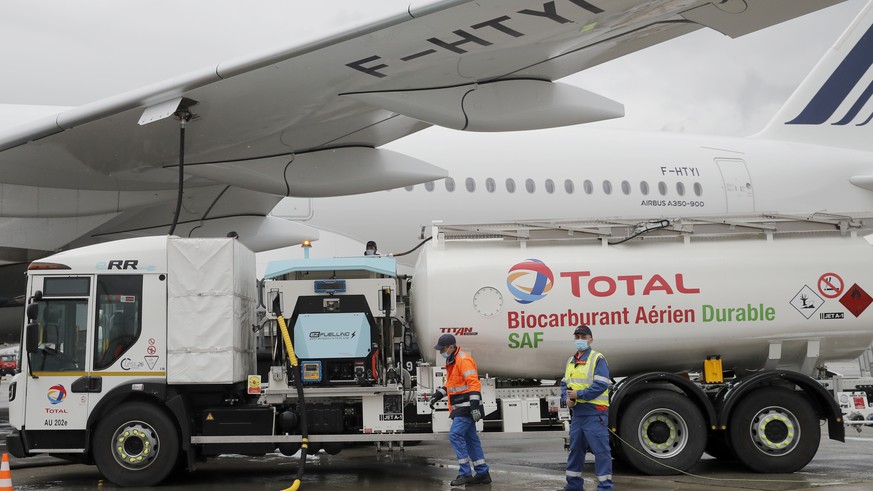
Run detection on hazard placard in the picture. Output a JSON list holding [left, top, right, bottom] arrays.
[[840, 283, 873, 317], [790, 286, 823, 319], [818, 273, 844, 299]]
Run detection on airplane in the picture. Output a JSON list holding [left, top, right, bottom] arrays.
[[279, 0, 873, 262], [0, 0, 853, 336], [0, 0, 847, 260]]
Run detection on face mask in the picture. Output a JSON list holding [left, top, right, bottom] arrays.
[[441, 351, 450, 360], [365, 249, 375, 255], [575, 340, 589, 352]]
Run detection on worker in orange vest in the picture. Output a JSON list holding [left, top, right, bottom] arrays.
[[429, 334, 492, 487]]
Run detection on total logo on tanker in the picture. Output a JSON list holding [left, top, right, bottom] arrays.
[[503, 258, 779, 349]]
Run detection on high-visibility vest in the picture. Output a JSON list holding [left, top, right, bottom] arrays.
[[564, 350, 610, 407], [445, 349, 481, 412]]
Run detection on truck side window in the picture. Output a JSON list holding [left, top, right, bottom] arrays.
[[93, 276, 143, 370], [30, 298, 88, 372]]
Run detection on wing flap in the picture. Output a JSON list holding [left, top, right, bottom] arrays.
[[682, 0, 845, 38]]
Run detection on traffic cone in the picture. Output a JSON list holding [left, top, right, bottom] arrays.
[[0, 452, 12, 491]]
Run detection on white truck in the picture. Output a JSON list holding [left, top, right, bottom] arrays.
[[7, 214, 873, 486]]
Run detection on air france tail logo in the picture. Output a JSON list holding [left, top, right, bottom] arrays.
[[507, 259, 554, 304], [787, 23, 873, 126]]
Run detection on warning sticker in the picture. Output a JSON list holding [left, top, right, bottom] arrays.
[[144, 356, 159, 370], [839, 283, 873, 317], [818, 273, 844, 299], [790, 286, 824, 319]]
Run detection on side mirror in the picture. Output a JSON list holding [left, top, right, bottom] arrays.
[[25, 322, 39, 353], [26, 303, 39, 322]]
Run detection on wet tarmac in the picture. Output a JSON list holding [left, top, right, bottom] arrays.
[[2, 377, 873, 490]]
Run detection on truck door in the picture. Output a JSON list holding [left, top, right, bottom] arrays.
[[716, 158, 755, 212], [89, 274, 165, 412], [24, 275, 94, 445]]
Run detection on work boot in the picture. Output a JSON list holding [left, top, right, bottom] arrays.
[[451, 475, 473, 486], [470, 471, 492, 484]]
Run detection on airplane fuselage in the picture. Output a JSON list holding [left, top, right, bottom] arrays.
[[277, 128, 873, 257]]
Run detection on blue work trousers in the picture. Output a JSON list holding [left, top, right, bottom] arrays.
[[566, 410, 613, 491], [449, 415, 489, 477]]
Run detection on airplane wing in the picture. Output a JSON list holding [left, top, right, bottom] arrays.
[[0, 0, 847, 260], [0, 0, 845, 201]]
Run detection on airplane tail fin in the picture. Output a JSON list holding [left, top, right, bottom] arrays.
[[756, 1, 873, 151]]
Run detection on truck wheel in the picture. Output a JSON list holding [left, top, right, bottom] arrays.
[[617, 390, 706, 475], [727, 388, 819, 473], [92, 402, 180, 487]]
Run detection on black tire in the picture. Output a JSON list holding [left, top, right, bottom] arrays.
[[727, 387, 820, 473], [617, 390, 707, 475], [92, 402, 180, 487]]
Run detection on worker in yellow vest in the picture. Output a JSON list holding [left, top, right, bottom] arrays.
[[560, 325, 612, 491]]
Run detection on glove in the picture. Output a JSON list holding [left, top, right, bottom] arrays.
[[429, 391, 443, 410], [470, 401, 483, 422]]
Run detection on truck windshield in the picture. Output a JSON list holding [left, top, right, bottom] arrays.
[[93, 275, 143, 370]]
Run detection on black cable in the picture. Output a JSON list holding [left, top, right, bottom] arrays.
[[291, 362, 308, 486], [168, 120, 187, 236], [608, 219, 671, 245], [393, 236, 432, 257]]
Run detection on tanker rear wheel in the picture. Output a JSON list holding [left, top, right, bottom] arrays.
[[727, 388, 819, 473], [617, 390, 706, 475]]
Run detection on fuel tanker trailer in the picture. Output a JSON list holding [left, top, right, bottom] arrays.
[[411, 216, 873, 475]]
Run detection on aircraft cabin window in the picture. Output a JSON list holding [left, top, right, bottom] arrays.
[[621, 180, 631, 195], [466, 177, 476, 193], [425, 181, 434, 192], [602, 180, 612, 195], [445, 177, 456, 192], [676, 182, 686, 196], [404, 185, 414, 191], [583, 180, 594, 195], [486, 178, 496, 193], [506, 178, 516, 193], [640, 181, 650, 195], [545, 179, 555, 194], [525, 178, 536, 193], [693, 182, 703, 196], [658, 181, 667, 196], [564, 179, 575, 194]]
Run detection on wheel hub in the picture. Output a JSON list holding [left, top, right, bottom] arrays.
[[750, 406, 799, 455], [638, 409, 688, 458], [646, 421, 671, 444], [111, 421, 160, 470]]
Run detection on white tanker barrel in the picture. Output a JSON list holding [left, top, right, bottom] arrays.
[[411, 234, 873, 379]]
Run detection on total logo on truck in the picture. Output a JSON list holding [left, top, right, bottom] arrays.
[[507, 258, 699, 304], [504, 258, 776, 349]]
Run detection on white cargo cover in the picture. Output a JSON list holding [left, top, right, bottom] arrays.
[[167, 238, 256, 384]]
